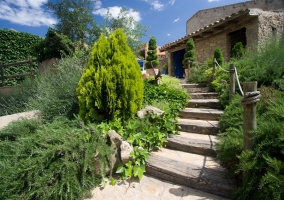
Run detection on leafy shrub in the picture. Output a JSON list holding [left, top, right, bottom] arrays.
[[33, 28, 75, 62], [216, 94, 243, 176], [0, 29, 43, 86], [145, 36, 159, 69], [77, 29, 144, 122], [182, 38, 196, 68], [0, 78, 37, 116], [214, 47, 224, 66], [231, 42, 245, 59], [188, 58, 213, 84], [236, 95, 284, 200], [143, 80, 189, 117], [28, 55, 85, 122], [0, 117, 111, 200]]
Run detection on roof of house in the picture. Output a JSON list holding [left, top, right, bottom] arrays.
[[160, 8, 260, 52]]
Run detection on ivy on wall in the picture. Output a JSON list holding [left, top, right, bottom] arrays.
[[0, 29, 43, 86]]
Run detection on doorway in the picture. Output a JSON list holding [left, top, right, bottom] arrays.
[[173, 49, 185, 78]]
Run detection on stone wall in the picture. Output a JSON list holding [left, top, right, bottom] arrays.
[[194, 16, 259, 63], [186, 0, 284, 35], [257, 10, 284, 44]]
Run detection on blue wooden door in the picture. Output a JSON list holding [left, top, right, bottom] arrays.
[[173, 49, 185, 78]]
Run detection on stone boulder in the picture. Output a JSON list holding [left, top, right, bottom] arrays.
[[107, 130, 123, 171], [137, 105, 164, 119], [120, 141, 133, 164]]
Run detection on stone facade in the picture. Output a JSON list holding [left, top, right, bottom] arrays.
[[195, 14, 259, 63], [186, 0, 284, 35], [162, 0, 284, 77]]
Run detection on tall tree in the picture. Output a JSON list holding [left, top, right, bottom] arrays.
[[145, 36, 159, 69], [100, 8, 149, 54], [46, 0, 100, 44]]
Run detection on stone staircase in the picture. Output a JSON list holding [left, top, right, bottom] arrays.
[[146, 83, 236, 199]]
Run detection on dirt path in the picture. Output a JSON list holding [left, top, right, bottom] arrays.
[[0, 110, 39, 130]]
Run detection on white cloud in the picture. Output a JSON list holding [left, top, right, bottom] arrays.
[[93, 4, 141, 22], [167, 33, 170, 36], [94, 0, 102, 10], [168, 0, 175, 5], [0, 0, 56, 27], [142, 0, 164, 11], [173, 17, 180, 23], [208, 0, 220, 2]]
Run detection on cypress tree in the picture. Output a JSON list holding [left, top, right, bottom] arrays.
[[182, 38, 196, 68], [76, 29, 144, 122], [214, 47, 224, 66], [145, 36, 159, 69]]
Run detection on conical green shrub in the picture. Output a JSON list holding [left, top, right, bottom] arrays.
[[182, 38, 196, 68], [145, 36, 159, 69], [76, 29, 144, 122]]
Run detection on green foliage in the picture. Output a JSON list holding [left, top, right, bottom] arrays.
[[215, 36, 284, 198], [46, 0, 100, 43], [0, 78, 37, 116], [116, 146, 149, 180], [100, 8, 149, 54], [76, 29, 144, 122], [0, 117, 111, 200], [0, 29, 42, 86], [235, 96, 284, 200], [145, 36, 159, 69], [33, 28, 75, 62], [231, 42, 245, 59], [188, 58, 213, 84], [182, 38, 196, 68], [143, 80, 189, 116], [28, 55, 85, 122], [214, 47, 224, 66], [216, 94, 243, 176]]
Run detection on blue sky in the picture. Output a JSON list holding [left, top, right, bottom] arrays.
[[0, 0, 246, 46]]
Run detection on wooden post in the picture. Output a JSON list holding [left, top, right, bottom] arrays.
[[229, 64, 235, 100], [243, 81, 257, 150], [29, 56, 34, 76], [0, 62, 5, 87]]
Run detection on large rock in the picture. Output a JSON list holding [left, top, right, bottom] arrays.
[[137, 106, 164, 119], [120, 141, 134, 164], [107, 130, 123, 171]]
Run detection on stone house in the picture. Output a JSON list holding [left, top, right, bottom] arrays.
[[160, 0, 284, 78]]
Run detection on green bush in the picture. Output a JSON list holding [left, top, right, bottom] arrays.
[[236, 95, 284, 200], [33, 28, 75, 62], [0, 78, 37, 116], [182, 38, 196, 68], [0, 117, 111, 200], [214, 47, 224, 66], [215, 36, 284, 198], [0, 29, 43, 86], [231, 42, 245, 59], [143, 80, 189, 117], [28, 55, 85, 122], [145, 36, 159, 69], [77, 29, 144, 122]]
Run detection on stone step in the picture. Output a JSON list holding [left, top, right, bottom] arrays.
[[146, 148, 236, 198], [185, 87, 213, 94], [178, 118, 219, 135], [179, 108, 224, 121], [187, 99, 220, 109], [190, 92, 219, 99], [166, 132, 219, 157], [181, 83, 207, 88]]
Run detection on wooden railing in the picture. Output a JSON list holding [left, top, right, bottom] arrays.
[[0, 56, 37, 87]]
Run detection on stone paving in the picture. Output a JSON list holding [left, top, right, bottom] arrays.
[[86, 174, 228, 200]]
